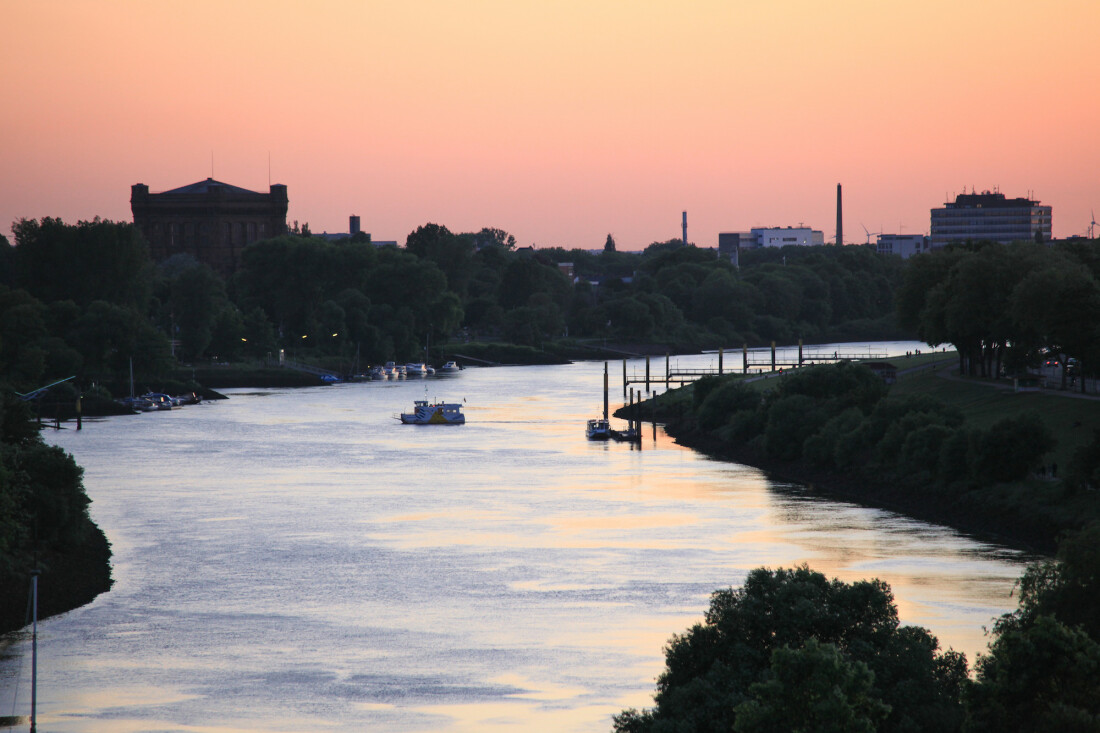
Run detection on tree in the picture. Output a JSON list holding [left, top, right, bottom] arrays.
[[605, 233, 616, 253], [616, 565, 966, 733], [733, 639, 890, 733], [12, 217, 153, 311], [967, 616, 1100, 732]]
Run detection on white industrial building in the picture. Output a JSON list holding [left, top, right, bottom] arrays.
[[750, 226, 825, 247], [876, 234, 930, 259]]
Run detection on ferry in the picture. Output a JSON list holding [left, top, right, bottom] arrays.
[[399, 400, 466, 425]]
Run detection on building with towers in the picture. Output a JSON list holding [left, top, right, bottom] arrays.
[[131, 178, 289, 276]]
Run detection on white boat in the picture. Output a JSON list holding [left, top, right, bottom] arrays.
[[383, 361, 397, 378], [370, 365, 386, 380], [399, 399, 465, 425], [586, 418, 611, 440], [438, 361, 462, 373], [405, 363, 429, 377]]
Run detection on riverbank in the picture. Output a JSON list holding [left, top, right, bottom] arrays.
[[617, 358, 1100, 555], [0, 526, 113, 635]]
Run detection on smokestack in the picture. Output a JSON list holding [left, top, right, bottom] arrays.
[[682, 211, 687, 246], [836, 184, 843, 246]]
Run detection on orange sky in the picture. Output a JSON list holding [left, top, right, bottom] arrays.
[[2, 0, 1099, 249]]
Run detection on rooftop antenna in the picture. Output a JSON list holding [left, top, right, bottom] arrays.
[[211, 151, 214, 179], [268, 152, 271, 187]]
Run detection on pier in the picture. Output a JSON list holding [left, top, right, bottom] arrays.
[[621, 341, 890, 392]]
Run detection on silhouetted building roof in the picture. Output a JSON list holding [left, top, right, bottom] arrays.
[[131, 178, 288, 275]]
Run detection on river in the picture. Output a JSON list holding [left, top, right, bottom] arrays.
[[1, 343, 1031, 732]]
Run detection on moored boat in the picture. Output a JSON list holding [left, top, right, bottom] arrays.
[[405, 363, 429, 377], [438, 361, 462, 373], [586, 418, 611, 440], [398, 399, 466, 425]]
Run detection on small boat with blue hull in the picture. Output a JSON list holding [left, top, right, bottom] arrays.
[[399, 399, 466, 425], [586, 418, 611, 440]]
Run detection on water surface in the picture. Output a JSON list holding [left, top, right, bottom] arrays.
[[2, 347, 1030, 732]]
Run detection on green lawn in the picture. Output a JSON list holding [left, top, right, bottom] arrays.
[[891, 360, 1099, 472]]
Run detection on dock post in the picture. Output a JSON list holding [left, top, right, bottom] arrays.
[[645, 355, 650, 392], [719, 347, 724, 375], [665, 352, 670, 390], [629, 388, 635, 434], [771, 341, 776, 372], [603, 362, 609, 421], [623, 359, 627, 398], [743, 343, 748, 374], [798, 338, 803, 366], [76, 392, 82, 431]]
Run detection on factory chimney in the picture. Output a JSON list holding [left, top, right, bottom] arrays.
[[682, 211, 688, 246], [836, 184, 843, 246]]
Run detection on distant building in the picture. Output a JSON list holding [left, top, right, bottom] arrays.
[[751, 226, 825, 248], [876, 234, 930, 259], [930, 191, 1052, 249], [316, 215, 380, 243], [131, 178, 289, 275]]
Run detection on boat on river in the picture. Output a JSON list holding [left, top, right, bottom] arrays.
[[398, 399, 466, 425], [586, 418, 611, 440], [438, 361, 462, 373]]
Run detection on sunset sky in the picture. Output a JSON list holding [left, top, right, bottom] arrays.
[[3, 0, 1099, 250]]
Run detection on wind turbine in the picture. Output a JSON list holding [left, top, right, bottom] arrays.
[[860, 223, 880, 245], [1090, 210, 1097, 240]]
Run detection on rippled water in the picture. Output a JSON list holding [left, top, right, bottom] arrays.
[[2, 345, 1032, 732]]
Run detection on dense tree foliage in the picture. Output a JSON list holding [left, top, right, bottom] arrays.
[[0, 389, 111, 632], [2, 217, 906, 394], [897, 241, 1100, 388], [617, 522, 1100, 733], [614, 566, 967, 733]]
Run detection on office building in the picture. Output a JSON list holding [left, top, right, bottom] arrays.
[[930, 191, 1051, 248]]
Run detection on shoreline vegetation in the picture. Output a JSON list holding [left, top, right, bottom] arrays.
[[615, 352, 1100, 555]]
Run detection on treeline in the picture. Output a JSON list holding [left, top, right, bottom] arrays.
[[0, 217, 907, 394], [897, 239, 1100, 386], [615, 523, 1100, 732], [0, 391, 111, 633]]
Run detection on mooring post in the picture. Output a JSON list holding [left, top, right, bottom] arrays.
[[719, 347, 724, 375], [645, 355, 650, 392], [603, 362, 609, 421], [629, 388, 635, 433], [743, 343, 748, 374], [771, 341, 776, 372], [623, 358, 627, 398], [665, 352, 670, 390], [798, 338, 803, 366]]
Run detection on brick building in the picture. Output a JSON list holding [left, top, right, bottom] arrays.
[[131, 178, 288, 275]]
